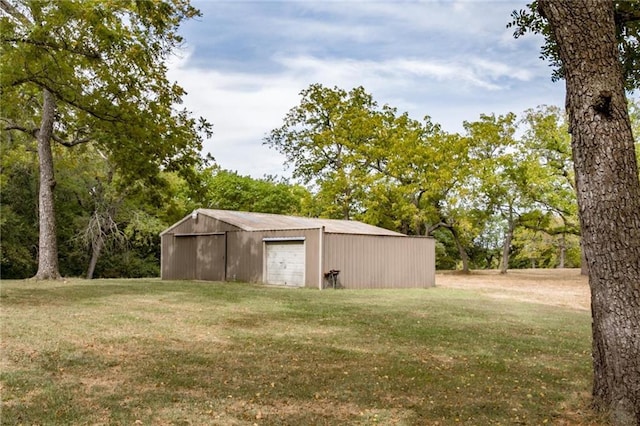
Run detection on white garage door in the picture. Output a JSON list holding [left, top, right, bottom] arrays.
[[264, 240, 305, 287]]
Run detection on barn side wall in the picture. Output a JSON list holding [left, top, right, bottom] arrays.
[[161, 233, 226, 280], [226, 228, 321, 288], [322, 234, 435, 289], [161, 214, 239, 280], [161, 234, 193, 280]]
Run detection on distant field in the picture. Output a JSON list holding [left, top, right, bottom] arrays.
[[0, 270, 599, 425]]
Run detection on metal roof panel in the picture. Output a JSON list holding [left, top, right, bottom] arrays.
[[195, 209, 404, 236]]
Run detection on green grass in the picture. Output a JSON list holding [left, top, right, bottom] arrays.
[[0, 278, 597, 425]]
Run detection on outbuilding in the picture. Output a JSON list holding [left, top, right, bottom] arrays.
[[160, 209, 435, 289]]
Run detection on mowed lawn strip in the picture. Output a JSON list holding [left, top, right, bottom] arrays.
[[0, 275, 596, 425]]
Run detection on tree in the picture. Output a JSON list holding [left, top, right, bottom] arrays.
[[512, 2, 640, 423], [201, 168, 310, 215], [266, 83, 481, 271], [264, 84, 379, 220], [463, 113, 521, 273], [1, 0, 210, 279], [511, 219, 581, 269], [518, 106, 580, 270], [361, 111, 478, 267]]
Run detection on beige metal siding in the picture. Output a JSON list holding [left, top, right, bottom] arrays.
[[225, 231, 262, 283], [226, 229, 320, 288], [196, 234, 226, 281], [168, 235, 197, 280], [161, 234, 174, 279], [323, 234, 435, 289], [161, 233, 226, 281]]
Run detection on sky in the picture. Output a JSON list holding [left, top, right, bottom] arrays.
[[168, 1, 566, 179]]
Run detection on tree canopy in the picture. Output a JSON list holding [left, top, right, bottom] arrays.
[[265, 83, 588, 272], [1, 0, 211, 279], [509, 0, 640, 91], [1, 0, 211, 177]]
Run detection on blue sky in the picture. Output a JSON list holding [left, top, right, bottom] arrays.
[[168, 1, 566, 178]]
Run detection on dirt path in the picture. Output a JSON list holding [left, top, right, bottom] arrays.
[[435, 268, 590, 311]]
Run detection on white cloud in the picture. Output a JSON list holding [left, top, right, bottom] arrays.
[[170, 1, 565, 178]]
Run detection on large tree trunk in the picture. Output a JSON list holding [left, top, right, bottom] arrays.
[[539, 2, 640, 424], [449, 227, 470, 273], [499, 211, 515, 274], [34, 89, 61, 280]]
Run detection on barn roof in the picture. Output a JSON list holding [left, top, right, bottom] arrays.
[[191, 209, 405, 236]]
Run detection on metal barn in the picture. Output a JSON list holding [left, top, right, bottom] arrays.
[[160, 209, 435, 289]]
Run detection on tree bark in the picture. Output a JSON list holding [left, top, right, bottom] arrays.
[[86, 237, 104, 280], [34, 88, 61, 280], [449, 226, 470, 273], [499, 211, 515, 274], [557, 233, 566, 269], [539, 2, 640, 424], [580, 240, 589, 276]]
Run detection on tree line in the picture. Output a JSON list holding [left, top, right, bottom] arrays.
[[5, 84, 637, 279], [2, 1, 637, 282]]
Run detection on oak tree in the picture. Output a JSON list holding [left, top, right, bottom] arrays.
[[264, 84, 378, 220], [512, 2, 640, 423], [0, 0, 210, 279]]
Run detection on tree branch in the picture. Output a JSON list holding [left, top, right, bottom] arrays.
[[615, 8, 640, 25], [3, 123, 38, 137], [4, 119, 92, 146], [0, 0, 32, 26], [2, 36, 102, 60], [51, 133, 92, 147], [427, 221, 451, 234], [34, 81, 123, 123]]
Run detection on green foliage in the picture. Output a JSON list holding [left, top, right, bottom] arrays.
[[512, 227, 581, 269], [0, 135, 207, 279], [201, 168, 310, 215], [509, 1, 640, 91], [265, 84, 585, 271], [1, 0, 210, 278], [265, 84, 473, 239], [0, 0, 211, 179], [264, 84, 381, 219], [0, 133, 38, 278]]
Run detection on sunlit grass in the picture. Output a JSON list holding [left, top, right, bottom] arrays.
[[0, 278, 597, 425]]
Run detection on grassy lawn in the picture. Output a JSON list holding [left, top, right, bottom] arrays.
[[0, 275, 598, 425]]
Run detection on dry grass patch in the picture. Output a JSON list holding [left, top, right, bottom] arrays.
[[1, 273, 599, 425], [436, 268, 590, 311]]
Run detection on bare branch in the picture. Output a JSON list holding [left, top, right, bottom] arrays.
[[0, 0, 32, 26], [51, 133, 91, 147]]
